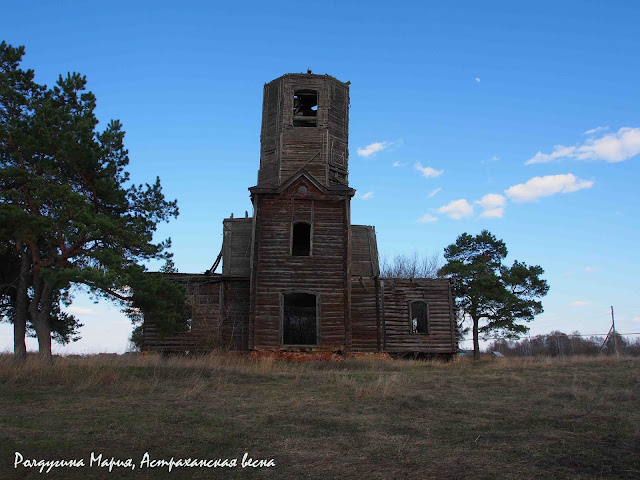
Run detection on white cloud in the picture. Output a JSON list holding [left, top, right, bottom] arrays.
[[475, 77, 481, 82], [568, 301, 591, 307], [415, 162, 444, 178], [392, 161, 407, 167], [428, 187, 442, 198], [526, 127, 640, 164], [476, 193, 506, 209], [417, 214, 438, 223], [584, 266, 599, 272], [584, 126, 609, 135], [357, 141, 390, 157], [357, 191, 374, 200], [480, 207, 504, 218], [438, 199, 473, 219], [505, 174, 594, 203], [526, 145, 578, 165], [475, 194, 506, 218]]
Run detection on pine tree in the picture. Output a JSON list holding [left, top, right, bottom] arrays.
[[438, 230, 549, 358], [0, 41, 183, 361]]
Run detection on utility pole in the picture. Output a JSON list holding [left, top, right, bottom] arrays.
[[611, 306, 618, 354]]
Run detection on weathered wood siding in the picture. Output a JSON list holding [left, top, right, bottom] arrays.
[[250, 177, 350, 351], [351, 277, 381, 352], [351, 225, 380, 277], [222, 217, 252, 277], [279, 128, 327, 186], [381, 278, 456, 354], [327, 78, 349, 186], [143, 276, 250, 352], [258, 79, 281, 186]]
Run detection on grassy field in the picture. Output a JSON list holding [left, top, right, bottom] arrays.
[[0, 353, 638, 479]]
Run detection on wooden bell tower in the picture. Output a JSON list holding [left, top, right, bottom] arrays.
[[256, 72, 351, 188], [248, 72, 355, 352]]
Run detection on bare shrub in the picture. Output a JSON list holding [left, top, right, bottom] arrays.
[[379, 252, 442, 279]]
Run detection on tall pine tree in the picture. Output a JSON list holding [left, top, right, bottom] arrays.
[[438, 230, 549, 358], [0, 41, 184, 361]]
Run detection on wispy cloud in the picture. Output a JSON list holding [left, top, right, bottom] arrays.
[[584, 126, 609, 135], [428, 187, 442, 198], [584, 266, 599, 272], [417, 214, 438, 223], [392, 161, 407, 167], [66, 306, 100, 316], [505, 174, 594, 203], [481, 155, 500, 165], [357, 191, 374, 200], [526, 127, 640, 164], [357, 142, 389, 157], [568, 301, 591, 307], [415, 162, 444, 178], [358, 139, 404, 158], [438, 199, 473, 219], [475, 194, 506, 218]]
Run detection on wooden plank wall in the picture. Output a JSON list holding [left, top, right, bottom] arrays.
[[351, 277, 380, 352], [222, 218, 252, 277], [143, 277, 250, 353], [351, 225, 379, 277], [328, 79, 349, 186], [279, 128, 327, 185], [220, 280, 250, 351], [251, 182, 349, 351], [382, 278, 456, 354], [258, 79, 281, 186]]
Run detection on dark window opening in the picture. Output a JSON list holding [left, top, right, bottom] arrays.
[[283, 293, 317, 345], [410, 301, 429, 334], [176, 303, 193, 333], [293, 90, 318, 127], [292, 222, 311, 256]]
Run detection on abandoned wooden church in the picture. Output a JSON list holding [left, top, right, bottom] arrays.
[[143, 72, 457, 357]]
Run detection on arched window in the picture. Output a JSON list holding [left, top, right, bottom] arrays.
[[410, 301, 429, 334], [282, 292, 317, 345], [291, 222, 311, 256]]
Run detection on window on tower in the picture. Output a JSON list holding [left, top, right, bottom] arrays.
[[291, 222, 312, 256], [293, 90, 318, 127]]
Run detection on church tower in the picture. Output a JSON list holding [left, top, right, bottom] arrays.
[[257, 72, 350, 188], [248, 72, 355, 352]]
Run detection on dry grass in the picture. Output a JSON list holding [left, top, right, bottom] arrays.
[[0, 353, 638, 479]]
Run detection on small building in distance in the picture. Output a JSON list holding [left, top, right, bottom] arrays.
[[143, 72, 457, 357]]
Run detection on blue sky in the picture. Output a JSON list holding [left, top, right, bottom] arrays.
[[1, 0, 639, 353]]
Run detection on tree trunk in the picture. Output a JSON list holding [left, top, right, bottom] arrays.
[[29, 274, 54, 363], [472, 315, 480, 359], [13, 243, 30, 362], [35, 317, 52, 361]]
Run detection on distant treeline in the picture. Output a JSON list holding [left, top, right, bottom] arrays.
[[485, 331, 640, 357]]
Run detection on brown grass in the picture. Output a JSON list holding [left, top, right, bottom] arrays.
[[0, 353, 638, 479]]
